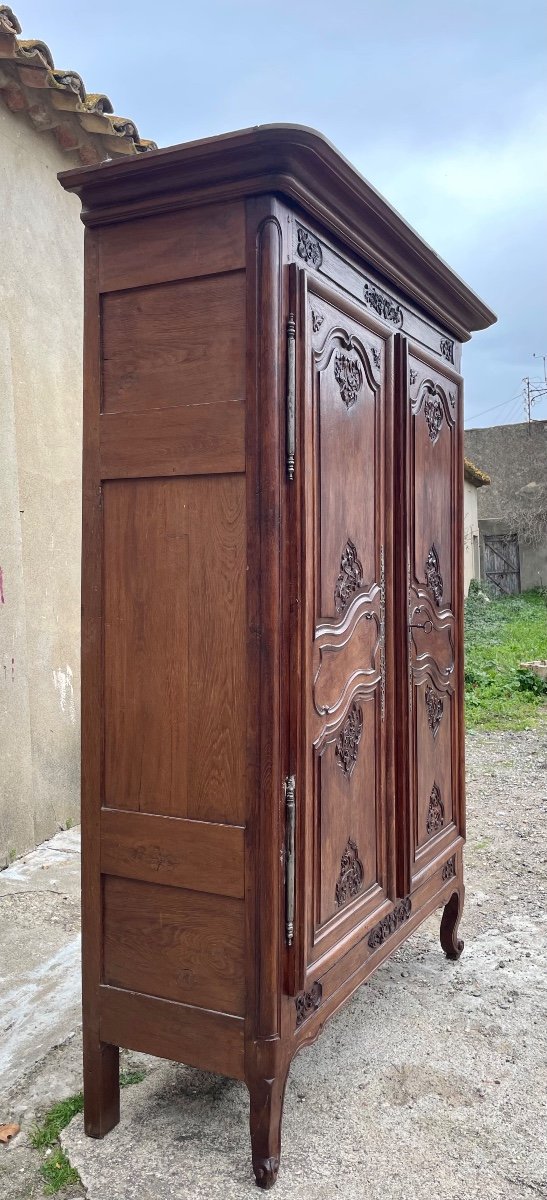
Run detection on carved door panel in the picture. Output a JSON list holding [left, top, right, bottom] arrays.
[[400, 344, 465, 892], [296, 278, 392, 986]]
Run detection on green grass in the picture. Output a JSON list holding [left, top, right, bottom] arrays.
[[29, 1070, 146, 1194], [465, 587, 547, 730]]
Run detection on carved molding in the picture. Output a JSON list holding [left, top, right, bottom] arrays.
[[295, 981, 322, 1026], [440, 337, 454, 364], [425, 683, 444, 737], [335, 702, 363, 778], [425, 544, 443, 605], [442, 856, 456, 882], [363, 282, 403, 328], [334, 539, 363, 613], [424, 389, 444, 443], [368, 896, 412, 949], [334, 352, 363, 409], [297, 226, 323, 268], [335, 838, 364, 908], [311, 308, 325, 333], [427, 782, 444, 835]]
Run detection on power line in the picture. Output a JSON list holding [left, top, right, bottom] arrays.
[[464, 392, 522, 426]]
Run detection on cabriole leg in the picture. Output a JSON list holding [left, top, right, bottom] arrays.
[[440, 887, 465, 960], [83, 1036, 120, 1138], [248, 1069, 289, 1190]]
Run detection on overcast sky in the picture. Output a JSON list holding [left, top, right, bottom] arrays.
[[16, 0, 547, 427]]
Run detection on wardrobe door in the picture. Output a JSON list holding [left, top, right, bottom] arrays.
[[395, 337, 465, 897], [295, 275, 394, 989]]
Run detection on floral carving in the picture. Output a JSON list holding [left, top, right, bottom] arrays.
[[440, 337, 454, 364], [335, 703, 363, 778], [334, 353, 363, 409], [363, 282, 403, 328], [371, 346, 381, 370], [425, 544, 443, 605], [368, 896, 412, 949], [409, 367, 418, 386], [335, 838, 364, 908], [425, 684, 444, 737], [295, 981, 322, 1026], [442, 856, 456, 882], [427, 782, 444, 835], [311, 309, 324, 333], [297, 226, 323, 268], [424, 389, 444, 443], [334, 539, 363, 613]]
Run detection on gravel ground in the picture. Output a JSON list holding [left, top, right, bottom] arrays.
[[2, 727, 547, 1199]]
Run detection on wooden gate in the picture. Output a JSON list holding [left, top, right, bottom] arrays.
[[483, 534, 521, 595]]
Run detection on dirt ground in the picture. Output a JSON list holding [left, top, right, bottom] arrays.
[[1, 727, 547, 1199]]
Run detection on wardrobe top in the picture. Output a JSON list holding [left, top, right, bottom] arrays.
[[58, 123, 496, 339]]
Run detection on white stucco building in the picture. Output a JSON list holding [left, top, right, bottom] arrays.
[[463, 458, 490, 594], [0, 5, 155, 863]]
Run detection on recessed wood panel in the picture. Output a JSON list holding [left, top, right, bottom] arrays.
[[103, 876, 245, 1015], [317, 693, 378, 925], [98, 201, 246, 293], [103, 475, 246, 823], [98, 985, 245, 1080], [100, 809, 245, 898], [99, 401, 245, 479], [101, 272, 245, 415]]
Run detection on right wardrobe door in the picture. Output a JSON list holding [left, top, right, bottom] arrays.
[[395, 337, 465, 898]]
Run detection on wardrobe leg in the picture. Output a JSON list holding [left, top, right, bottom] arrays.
[[440, 887, 465, 960], [83, 1036, 120, 1138], [248, 1068, 289, 1190]]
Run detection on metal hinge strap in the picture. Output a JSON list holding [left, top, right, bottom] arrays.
[[284, 774, 296, 945], [286, 313, 296, 481]]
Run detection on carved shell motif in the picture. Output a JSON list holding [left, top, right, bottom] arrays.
[[426, 782, 444, 836], [334, 353, 363, 409], [425, 684, 444, 737], [425, 544, 443, 606], [335, 702, 363, 778], [335, 838, 364, 908], [424, 388, 444, 443], [334, 539, 363, 613]]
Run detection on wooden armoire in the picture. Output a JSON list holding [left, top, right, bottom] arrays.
[[60, 125, 496, 1189]]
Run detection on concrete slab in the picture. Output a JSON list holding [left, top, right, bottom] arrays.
[[0, 827, 81, 1097]]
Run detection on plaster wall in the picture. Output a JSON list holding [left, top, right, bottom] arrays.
[[465, 421, 547, 593], [463, 478, 480, 595], [0, 101, 83, 863]]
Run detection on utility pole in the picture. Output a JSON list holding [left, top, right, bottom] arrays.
[[522, 356, 547, 435]]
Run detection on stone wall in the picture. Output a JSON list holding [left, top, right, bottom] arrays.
[[0, 101, 83, 863], [465, 421, 547, 593]]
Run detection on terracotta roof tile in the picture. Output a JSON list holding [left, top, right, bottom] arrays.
[[464, 458, 491, 487], [0, 5, 156, 164]]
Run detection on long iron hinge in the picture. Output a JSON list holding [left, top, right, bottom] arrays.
[[286, 313, 296, 481], [284, 774, 296, 946]]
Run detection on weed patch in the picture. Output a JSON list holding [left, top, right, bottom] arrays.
[[465, 588, 547, 730]]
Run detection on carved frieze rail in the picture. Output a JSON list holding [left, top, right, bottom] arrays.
[[368, 896, 412, 949], [297, 226, 323, 268], [363, 282, 403, 328], [295, 982, 323, 1026]]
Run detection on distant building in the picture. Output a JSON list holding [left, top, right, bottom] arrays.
[[0, 5, 155, 864], [465, 420, 547, 595], [463, 459, 490, 594]]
